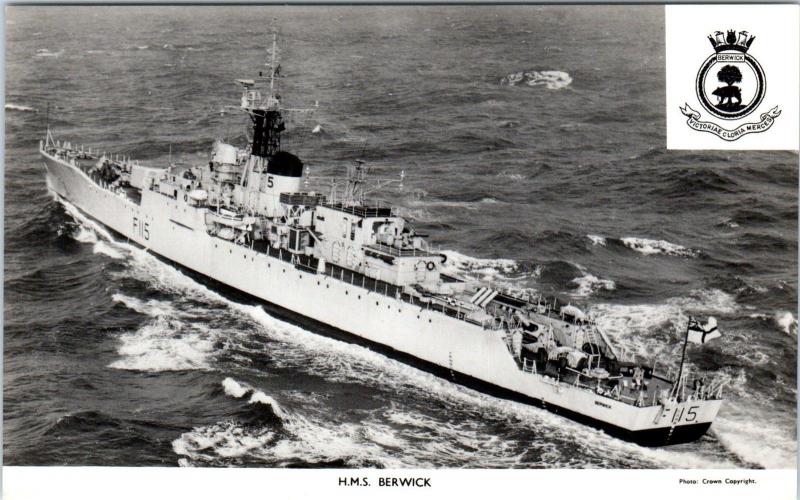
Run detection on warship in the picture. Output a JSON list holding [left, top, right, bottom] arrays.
[[40, 37, 725, 446]]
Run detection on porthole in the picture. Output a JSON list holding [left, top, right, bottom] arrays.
[[376, 301, 379, 306]]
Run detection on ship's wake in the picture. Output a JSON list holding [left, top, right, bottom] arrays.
[[59, 198, 793, 469]]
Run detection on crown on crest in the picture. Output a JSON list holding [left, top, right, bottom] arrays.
[[707, 29, 755, 53]]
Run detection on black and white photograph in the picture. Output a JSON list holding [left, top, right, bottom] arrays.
[[3, 4, 797, 480]]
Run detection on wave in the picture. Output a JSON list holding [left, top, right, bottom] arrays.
[[72, 226, 98, 244], [66, 210, 125, 259], [497, 171, 525, 180], [5, 103, 37, 113], [621, 237, 699, 258], [174, 378, 398, 467], [440, 250, 518, 280], [107, 314, 215, 373], [501, 70, 572, 90], [570, 272, 616, 298], [111, 292, 184, 319], [710, 378, 798, 469], [590, 288, 738, 360], [650, 168, 740, 198], [586, 234, 607, 246], [775, 311, 797, 336], [405, 196, 503, 212], [93, 241, 125, 259], [222, 377, 286, 420], [585, 234, 698, 257], [35, 48, 63, 58]]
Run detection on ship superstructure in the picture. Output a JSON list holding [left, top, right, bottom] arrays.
[[39, 37, 725, 446]]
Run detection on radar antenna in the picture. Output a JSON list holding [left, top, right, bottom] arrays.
[[232, 33, 316, 159]]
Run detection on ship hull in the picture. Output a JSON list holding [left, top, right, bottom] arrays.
[[42, 149, 722, 447]]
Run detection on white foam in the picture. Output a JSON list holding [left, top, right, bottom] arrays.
[[173, 378, 403, 467], [5, 103, 36, 112], [587, 234, 607, 246], [440, 250, 518, 280], [712, 400, 797, 469], [621, 237, 698, 258], [65, 203, 127, 260], [571, 273, 616, 297], [590, 288, 738, 361], [404, 196, 502, 212], [222, 377, 249, 398], [720, 218, 740, 229], [497, 171, 525, 181], [73, 226, 98, 244], [502, 70, 572, 90], [35, 48, 63, 58], [775, 311, 797, 336], [173, 421, 277, 461], [93, 241, 125, 259], [108, 316, 214, 372], [361, 424, 406, 449], [112, 293, 185, 320], [60, 198, 117, 243], [248, 392, 286, 419]]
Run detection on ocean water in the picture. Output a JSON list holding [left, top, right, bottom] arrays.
[[4, 6, 797, 468]]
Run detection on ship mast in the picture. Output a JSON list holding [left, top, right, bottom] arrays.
[[235, 33, 285, 161], [268, 33, 278, 96]]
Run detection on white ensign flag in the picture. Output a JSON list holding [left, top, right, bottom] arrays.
[[687, 317, 722, 344]]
